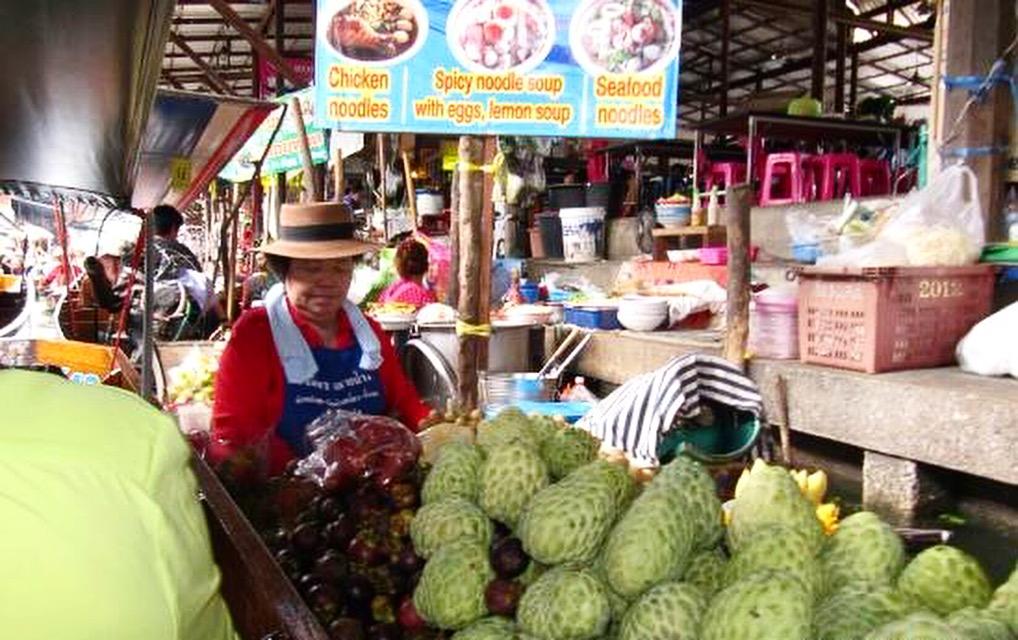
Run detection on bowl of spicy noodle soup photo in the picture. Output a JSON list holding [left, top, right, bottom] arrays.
[[320, 0, 430, 66]]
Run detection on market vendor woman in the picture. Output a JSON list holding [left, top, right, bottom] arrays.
[[211, 203, 431, 475]]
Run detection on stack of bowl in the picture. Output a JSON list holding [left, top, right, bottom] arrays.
[[655, 202, 692, 228], [617, 296, 670, 332]]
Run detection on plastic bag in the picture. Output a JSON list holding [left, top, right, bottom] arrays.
[[956, 302, 1018, 378], [295, 410, 422, 491], [820, 165, 984, 268]]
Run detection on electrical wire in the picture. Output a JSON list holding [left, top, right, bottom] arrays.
[[938, 32, 1018, 152]]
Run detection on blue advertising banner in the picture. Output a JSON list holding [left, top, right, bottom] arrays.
[[314, 0, 681, 138]]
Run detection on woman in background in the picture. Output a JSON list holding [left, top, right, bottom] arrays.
[[378, 238, 436, 311]]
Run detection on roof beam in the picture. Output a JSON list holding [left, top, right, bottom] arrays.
[[733, 0, 934, 41], [167, 31, 237, 95], [206, 0, 305, 86]]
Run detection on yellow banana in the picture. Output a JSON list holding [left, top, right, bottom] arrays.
[[734, 468, 752, 499], [806, 470, 828, 505], [816, 502, 840, 535]]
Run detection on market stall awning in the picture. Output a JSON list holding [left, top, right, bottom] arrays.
[[0, 0, 176, 207], [132, 90, 275, 210]]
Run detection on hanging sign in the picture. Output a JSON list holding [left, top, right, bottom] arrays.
[[220, 87, 329, 182], [313, 0, 681, 139], [169, 157, 192, 190]]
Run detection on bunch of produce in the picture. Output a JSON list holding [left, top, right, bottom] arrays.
[[249, 471, 442, 640], [406, 409, 1017, 640], [166, 344, 223, 405]]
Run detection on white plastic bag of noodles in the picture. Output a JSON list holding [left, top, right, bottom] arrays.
[[956, 302, 1018, 378], [820, 164, 985, 268]]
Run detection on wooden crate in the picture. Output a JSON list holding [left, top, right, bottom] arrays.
[[192, 455, 329, 640]]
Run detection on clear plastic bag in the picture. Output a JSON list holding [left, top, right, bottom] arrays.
[[820, 165, 984, 268], [295, 410, 422, 492]]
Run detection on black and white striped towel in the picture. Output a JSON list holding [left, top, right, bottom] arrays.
[[577, 354, 764, 464]]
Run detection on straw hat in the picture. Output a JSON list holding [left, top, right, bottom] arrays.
[[261, 202, 378, 260]]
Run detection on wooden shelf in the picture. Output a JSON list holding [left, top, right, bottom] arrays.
[[652, 225, 727, 238]]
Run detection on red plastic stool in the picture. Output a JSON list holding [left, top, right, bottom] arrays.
[[818, 153, 862, 200], [893, 166, 918, 193], [704, 162, 747, 202], [859, 159, 892, 196], [760, 153, 810, 206], [799, 156, 823, 202]]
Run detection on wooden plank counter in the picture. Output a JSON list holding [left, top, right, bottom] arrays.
[[551, 327, 1018, 487]]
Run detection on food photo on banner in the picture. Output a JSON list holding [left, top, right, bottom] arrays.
[[313, 0, 682, 138]]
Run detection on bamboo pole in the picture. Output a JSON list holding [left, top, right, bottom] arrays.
[[289, 97, 319, 201], [723, 184, 752, 369], [402, 150, 419, 231], [456, 136, 485, 409]]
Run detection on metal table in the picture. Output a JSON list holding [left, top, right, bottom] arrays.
[[692, 112, 909, 198]]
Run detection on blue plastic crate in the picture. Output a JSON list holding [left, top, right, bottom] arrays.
[[564, 305, 621, 330], [485, 401, 594, 424]]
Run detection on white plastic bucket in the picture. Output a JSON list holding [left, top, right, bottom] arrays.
[[560, 207, 606, 263]]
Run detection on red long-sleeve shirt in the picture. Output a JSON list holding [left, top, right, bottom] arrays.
[[210, 302, 430, 474]]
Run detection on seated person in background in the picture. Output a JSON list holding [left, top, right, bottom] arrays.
[[241, 251, 279, 310], [378, 238, 437, 310], [0, 367, 237, 639]]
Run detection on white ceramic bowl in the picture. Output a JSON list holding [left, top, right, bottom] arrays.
[[618, 309, 667, 332], [620, 296, 669, 314]]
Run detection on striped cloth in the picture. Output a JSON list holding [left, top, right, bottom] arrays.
[[577, 354, 764, 464]]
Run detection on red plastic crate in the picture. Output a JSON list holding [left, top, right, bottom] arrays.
[[797, 266, 994, 373]]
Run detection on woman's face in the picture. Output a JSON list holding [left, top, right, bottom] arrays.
[[285, 257, 354, 323]]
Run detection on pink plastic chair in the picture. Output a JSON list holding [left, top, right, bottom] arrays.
[[760, 153, 811, 207], [818, 153, 862, 200], [704, 162, 747, 203], [859, 159, 892, 196]]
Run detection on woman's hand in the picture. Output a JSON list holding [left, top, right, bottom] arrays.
[[417, 409, 443, 431]]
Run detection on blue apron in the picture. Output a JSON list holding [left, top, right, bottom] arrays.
[[275, 341, 386, 458]]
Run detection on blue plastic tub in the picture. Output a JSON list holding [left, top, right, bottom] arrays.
[[792, 243, 822, 264], [520, 282, 540, 303], [564, 305, 621, 330]]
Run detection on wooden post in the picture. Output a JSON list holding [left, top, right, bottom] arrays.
[[227, 188, 243, 323], [477, 137, 497, 366], [811, 0, 829, 105], [289, 97, 319, 201], [448, 159, 461, 307], [719, 0, 731, 116], [834, 22, 847, 114], [723, 184, 752, 370], [929, 0, 1014, 236], [334, 147, 345, 203], [848, 50, 859, 116], [402, 150, 419, 231], [456, 136, 486, 409]]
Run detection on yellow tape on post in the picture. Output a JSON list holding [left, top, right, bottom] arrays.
[[455, 320, 492, 337]]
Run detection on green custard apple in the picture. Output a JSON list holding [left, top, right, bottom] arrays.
[[862, 612, 955, 640], [410, 497, 493, 559], [421, 442, 485, 505], [451, 616, 517, 640], [618, 581, 706, 640], [478, 443, 550, 528], [897, 545, 992, 616], [517, 568, 611, 640], [813, 583, 914, 640], [701, 571, 813, 640], [414, 540, 495, 630], [821, 511, 905, 592]]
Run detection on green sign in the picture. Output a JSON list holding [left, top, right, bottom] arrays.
[[220, 87, 329, 182]]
